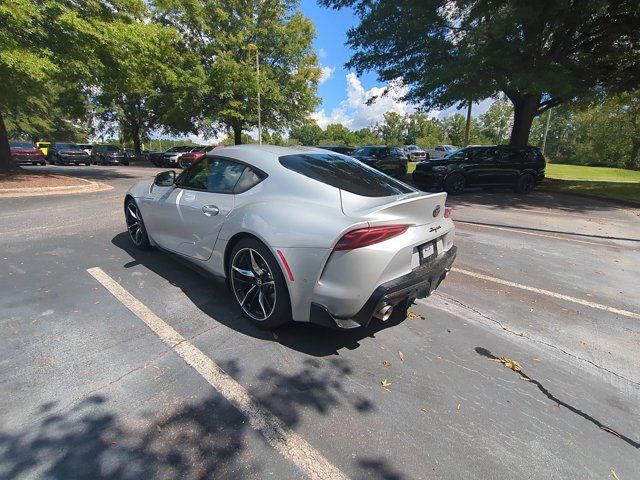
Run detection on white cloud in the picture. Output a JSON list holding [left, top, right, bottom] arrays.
[[318, 65, 335, 84], [312, 73, 438, 130]]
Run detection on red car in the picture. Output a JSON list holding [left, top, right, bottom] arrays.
[[179, 145, 217, 168], [10, 141, 46, 165]]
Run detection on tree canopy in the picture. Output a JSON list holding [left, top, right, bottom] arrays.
[[321, 0, 640, 146]]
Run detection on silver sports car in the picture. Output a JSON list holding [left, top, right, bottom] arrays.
[[124, 145, 457, 330]]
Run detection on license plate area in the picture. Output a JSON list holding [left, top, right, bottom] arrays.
[[418, 241, 436, 264]]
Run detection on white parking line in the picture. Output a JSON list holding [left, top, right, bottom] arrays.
[[455, 221, 611, 247], [452, 267, 640, 320], [86, 267, 348, 480]]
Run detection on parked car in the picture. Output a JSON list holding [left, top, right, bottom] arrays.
[[148, 151, 165, 166], [124, 145, 456, 330], [9, 140, 46, 165], [163, 145, 194, 167], [35, 141, 51, 156], [315, 145, 356, 156], [403, 145, 427, 161], [78, 144, 93, 156], [425, 145, 457, 160], [413, 145, 546, 194], [46, 142, 91, 165], [179, 145, 217, 168], [352, 146, 408, 177], [92, 144, 129, 165]]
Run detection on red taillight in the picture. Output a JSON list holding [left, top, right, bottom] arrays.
[[333, 225, 409, 251], [444, 206, 453, 218]]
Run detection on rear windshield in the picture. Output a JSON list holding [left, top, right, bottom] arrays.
[[279, 153, 415, 197], [56, 143, 78, 149]]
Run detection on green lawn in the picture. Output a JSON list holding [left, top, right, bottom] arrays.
[[546, 163, 640, 182]]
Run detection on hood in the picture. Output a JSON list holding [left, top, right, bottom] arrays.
[[104, 150, 125, 156], [60, 149, 86, 155]]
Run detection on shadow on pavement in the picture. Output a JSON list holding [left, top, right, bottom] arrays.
[[0, 359, 400, 479], [111, 232, 407, 357], [22, 165, 161, 183], [474, 347, 640, 449]]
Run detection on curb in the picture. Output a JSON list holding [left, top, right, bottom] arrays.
[[0, 178, 113, 198]]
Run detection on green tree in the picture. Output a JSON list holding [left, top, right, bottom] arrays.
[[157, 0, 320, 145], [321, 0, 640, 146], [375, 112, 406, 145], [290, 121, 324, 145], [440, 114, 487, 146], [406, 114, 443, 147], [479, 99, 513, 145], [322, 123, 355, 145], [92, 19, 203, 158]]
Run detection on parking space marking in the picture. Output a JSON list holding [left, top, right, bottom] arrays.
[[86, 267, 349, 480], [455, 221, 613, 247], [452, 267, 640, 320]]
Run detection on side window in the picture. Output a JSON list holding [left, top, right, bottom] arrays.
[[178, 157, 246, 193], [436, 146, 444, 151], [234, 167, 264, 193], [393, 148, 404, 156]]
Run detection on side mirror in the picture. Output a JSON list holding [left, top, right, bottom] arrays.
[[154, 170, 176, 187]]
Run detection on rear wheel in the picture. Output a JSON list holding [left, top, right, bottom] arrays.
[[515, 173, 535, 194], [179, 158, 190, 169], [445, 173, 465, 194], [229, 238, 291, 330], [125, 199, 150, 249]]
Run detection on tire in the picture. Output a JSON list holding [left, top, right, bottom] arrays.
[[85, 162, 90, 166], [125, 199, 150, 250], [444, 173, 466, 194], [40, 161, 45, 166], [515, 173, 535, 194], [179, 159, 190, 169], [32, 162, 38, 166], [228, 238, 292, 330]]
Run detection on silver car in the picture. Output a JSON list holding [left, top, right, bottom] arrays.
[[124, 145, 456, 330]]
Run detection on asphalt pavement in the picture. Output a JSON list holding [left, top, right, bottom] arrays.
[[1, 164, 638, 479]]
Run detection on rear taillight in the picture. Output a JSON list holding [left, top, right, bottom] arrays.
[[334, 225, 408, 251], [444, 206, 453, 218]]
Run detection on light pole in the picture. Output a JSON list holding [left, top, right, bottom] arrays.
[[247, 44, 262, 145]]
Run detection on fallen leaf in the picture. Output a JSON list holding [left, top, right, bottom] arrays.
[[398, 351, 405, 362], [532, 358, 540, 362], [143, 363, 147, 369], [407, 311, 423, 320], [380, 379, 391, 392], [519, 376, 531, 382], [421, 408, 428, 413], [456, 403, 461, 411], [382, 360, 391, 367], [611, 469, 621, 480], [499, 357, 522, 372], [153, 365, 160, 371], [156, 425, 162, 432]]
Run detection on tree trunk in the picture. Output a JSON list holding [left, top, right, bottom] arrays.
[[233, 124, 242, 145], [509, 95, 540, 147], [131, 124, 142, 160], [0, 110, 16, 172]]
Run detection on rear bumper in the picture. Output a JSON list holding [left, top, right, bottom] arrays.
[[310, 245, 457, 329], [412, 170, 445, 189]]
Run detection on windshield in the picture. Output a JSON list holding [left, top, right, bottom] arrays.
[[103, 145, 120, 152], [10, 141, 33, 149], [56, 143, 80, 150], [279, 153, 415, 197], [354, 147, 385, 156]]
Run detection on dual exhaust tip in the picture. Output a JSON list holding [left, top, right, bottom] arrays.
[[374, 303, 394, 322]]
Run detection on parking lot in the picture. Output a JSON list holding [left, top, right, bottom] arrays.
[[1, 164, 639, 479]]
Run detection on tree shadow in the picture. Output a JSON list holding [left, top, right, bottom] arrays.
[[0, 359, 393, 479], [20, 164, 163, 183], [112, 232, 408, 357], [474, 347, 640, 449]]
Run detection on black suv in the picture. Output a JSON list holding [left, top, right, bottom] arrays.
[[352, 146, 408, 177], [92, 144, 129, 165], [46, 142, 91, 165], [413, 145, 546, 194]]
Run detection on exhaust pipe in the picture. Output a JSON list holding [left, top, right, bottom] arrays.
[[374, 304, 394, 322]]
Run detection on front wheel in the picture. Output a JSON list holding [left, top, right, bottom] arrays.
[[125, 199, 150, 249], [515, 173, 535, 194], [228, 238, 291, 330], [445, 173, 466, 194]]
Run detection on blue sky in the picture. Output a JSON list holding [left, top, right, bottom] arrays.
[[299, 0, 491, 130]]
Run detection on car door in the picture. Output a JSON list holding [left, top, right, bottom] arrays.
[[172, 157, 247, 260], [493, 147, 522, 184]]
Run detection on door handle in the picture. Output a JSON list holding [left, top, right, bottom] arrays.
[[202, 205, 219, 216]]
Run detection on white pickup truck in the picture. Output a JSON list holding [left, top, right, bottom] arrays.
[[425, 145, 458, 160]]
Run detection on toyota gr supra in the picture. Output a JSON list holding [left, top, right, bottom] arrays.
[[124, 145, 457, 330]]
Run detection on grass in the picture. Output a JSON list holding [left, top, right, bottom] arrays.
[[545, 163, 640, 182]]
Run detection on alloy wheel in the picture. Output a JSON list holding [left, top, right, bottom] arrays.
[[125, 202, 144, 246], [230, 248, 277, 321]]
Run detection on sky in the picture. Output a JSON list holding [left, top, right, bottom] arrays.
[[300, 0, 492, 130]]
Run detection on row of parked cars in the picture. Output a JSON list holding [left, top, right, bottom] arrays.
[[148, 145, 218, 168], [316, 144, 546, 194], [9, 141, 136, 166]]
